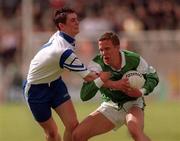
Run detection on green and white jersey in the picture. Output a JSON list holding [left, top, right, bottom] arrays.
[[80, 50, 159, 104]]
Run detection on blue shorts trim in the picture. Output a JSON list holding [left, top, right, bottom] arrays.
[[23, 78, 71, 122]]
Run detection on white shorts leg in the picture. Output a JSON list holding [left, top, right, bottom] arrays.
[[95, 97, 145, 130]]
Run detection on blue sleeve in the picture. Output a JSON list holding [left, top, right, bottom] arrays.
[[59, 49, 89, 76], [59, 49, 73, 68]]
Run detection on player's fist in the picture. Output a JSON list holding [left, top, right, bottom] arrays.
[[99, 71, 111, 82]]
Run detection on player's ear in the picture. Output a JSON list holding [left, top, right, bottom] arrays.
[[58, 23, 65, 30]]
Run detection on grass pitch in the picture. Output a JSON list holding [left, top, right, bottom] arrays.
[[0, 100, 180, 141]]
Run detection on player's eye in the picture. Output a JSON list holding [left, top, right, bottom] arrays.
[[71, 18, 78, 23], [71, 19, 75, 22], [104, 47, 110, 51], [99, 49, 103, 53]]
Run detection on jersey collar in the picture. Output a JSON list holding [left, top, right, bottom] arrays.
[[120, 50, 126, 68], [59, 31, 75, 46]]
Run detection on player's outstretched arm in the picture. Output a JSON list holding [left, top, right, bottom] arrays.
[[80, 72, 111, 101]]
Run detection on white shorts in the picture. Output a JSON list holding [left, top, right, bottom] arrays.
[[95, 97, 145, 130]]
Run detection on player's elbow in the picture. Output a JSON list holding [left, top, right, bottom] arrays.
[[80, 95, 88, 101], [80, 82, 98, 101], [80, 91, 91, 101]]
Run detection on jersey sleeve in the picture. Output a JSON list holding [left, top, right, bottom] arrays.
[[80, 81, 99, 101], [59, 49, 90, 78], [137, 57, 159, 95], [80, 61, 102, 101], [143, 66, 159, 95]]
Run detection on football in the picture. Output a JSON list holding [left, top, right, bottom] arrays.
[[123, 70, 145, 89]]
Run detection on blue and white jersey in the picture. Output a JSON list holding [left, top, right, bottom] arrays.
[[27, 31, 90, 84]]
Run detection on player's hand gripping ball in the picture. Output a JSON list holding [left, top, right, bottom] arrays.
[[123, 70, 145, 89]]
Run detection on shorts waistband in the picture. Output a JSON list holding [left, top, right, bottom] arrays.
[[27, 77, 62, 87]]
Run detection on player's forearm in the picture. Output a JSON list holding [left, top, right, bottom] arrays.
[[80, 81, 99, 101], [80, 72, 114, 101], [143, 72, 159, 95], [103, 80, 118, 89], [80, 76, 108, 101]]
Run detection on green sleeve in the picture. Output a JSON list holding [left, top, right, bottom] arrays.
[[80, 81, 99, 101], [143, 72, 159, 95]]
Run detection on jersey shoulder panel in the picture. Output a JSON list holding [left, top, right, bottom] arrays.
[[122, 50, 141, 72], [123, 50, 140, 61]]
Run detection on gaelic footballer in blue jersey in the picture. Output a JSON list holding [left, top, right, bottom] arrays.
[[23, 7, 110, 141], [72, 32, 159, 141]]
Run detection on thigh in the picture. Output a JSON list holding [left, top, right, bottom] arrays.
[[54, 99, 78, 129], [125, 106, 144, 129], [97, 102, 127, 129], [124, 97, 145, 129], [75, 111, 115, 138]]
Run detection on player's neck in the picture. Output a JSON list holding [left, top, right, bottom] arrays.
[[60, 30, 76, 38], [112, 54, 121, 70]]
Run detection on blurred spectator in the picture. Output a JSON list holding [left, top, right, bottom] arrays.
[[0, 27, 21, 102], [0, 30, 17, 67], [76, 38, 96, 65], [79, 12, 112, 39], [0, 0, 21, 18], [49, 0, 66, 9], [1, 0, 180, 33]]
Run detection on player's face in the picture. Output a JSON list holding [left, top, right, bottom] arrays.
[[60, 13, 79, 37], [98, 40, 120, 66]]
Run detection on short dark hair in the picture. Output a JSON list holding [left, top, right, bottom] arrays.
[[98, 32, 120, 46], [53, 7, 76, 29]]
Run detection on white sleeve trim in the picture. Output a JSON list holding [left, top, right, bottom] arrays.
[[80, 69, 91, 78], [94, 77, 104, 88]]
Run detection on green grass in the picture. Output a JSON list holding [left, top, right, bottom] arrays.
[[0, 101, 180, 141]]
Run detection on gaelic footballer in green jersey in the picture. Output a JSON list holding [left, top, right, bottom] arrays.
[[72, 32, 158, 141], [80, 50, 159, 104]]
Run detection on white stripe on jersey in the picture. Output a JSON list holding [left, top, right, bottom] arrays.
[[63, 52, 88, 71]]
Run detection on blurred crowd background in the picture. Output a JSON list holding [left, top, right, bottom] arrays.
[[0, 0, 180, 103]]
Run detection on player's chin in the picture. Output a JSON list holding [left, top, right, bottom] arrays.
[[76, 29, 79, 33], [103, 59, 110, 65], [75, 27, 79, 32], [73, 29, 79, 35]]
